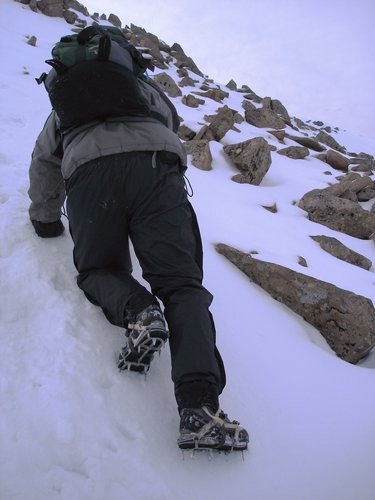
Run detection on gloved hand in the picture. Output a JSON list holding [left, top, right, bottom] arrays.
[[31, 219, 65, 238]]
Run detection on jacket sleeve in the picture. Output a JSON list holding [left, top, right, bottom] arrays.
[[28, 112, 66, 222]]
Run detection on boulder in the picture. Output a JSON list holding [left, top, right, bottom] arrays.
[[216, 243, 375, 364], [223, 137, 272, 185], [243, 92, 263, 104], [171, 43, 203, 77], [153, 72, 182, 98], [37, 0, 64, 16], [183, 140, 212, 170], [177, 125, 196, 141], [298, 190, 375, 239], [198, 106, 236, 142], [181, 94, 204, 108], [315, 131, 346, 153], [245, 99, 285, 129], [127, 24, 166, 66], [108, 13, 121, 27], [285, 134, 326, 152], [311, 235, 372, 270], [267, 98, 290, 123], [193, 88, 229, 103], [325, 149, 350, 172], [226, 79, 237, 91], [179, 76, 198, 87], [277, 146, 309, 159], [63, 0, 89, 16], [63, 9, 78, 23]]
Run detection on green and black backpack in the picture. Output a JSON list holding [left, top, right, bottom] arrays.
[[37, 25, 175, 131]]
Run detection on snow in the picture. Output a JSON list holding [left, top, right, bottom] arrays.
[[1, 2, 375, 499]]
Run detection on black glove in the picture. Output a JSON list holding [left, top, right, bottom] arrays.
[[31, 219, 65, 238]]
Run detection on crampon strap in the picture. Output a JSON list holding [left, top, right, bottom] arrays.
[[197, 406, 241, 443]]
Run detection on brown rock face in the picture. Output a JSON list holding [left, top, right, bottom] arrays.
[[216, 244, 375, 364]]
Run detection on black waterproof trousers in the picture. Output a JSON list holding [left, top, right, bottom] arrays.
[[65, 151, 225, 392]]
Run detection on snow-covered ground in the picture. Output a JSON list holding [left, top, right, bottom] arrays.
[[1, 2, 375, 499]]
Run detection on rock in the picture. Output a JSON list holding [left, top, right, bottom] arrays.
[[311, 235, 372, 270], [268, 98, 290, 123], [198, 106, 236, 142], [37, 0, 64, 16], [243, 92, 263, 104], [64, 0, 89, 16], [179, 76, 198, 87], [226, 79, 237, 91], [262, 203, 278, 213], [171, 43, 203, 77], [26, 35, 37, 46], [177, 125, 196, 141], [181, 94, 204, 108], [293, 117, 317, 131], [127, 24, 166, 66], [325, 149, 350, 172], [199, 84, 210, 91], [357, 185, 375, 202], [223, 137, 272, 186], [268, 130, 286, 143], [285, 134, 326, 152], [183, 140, 212, 170], [245, 99, 286, 129], [315, 131, 346, 153], [63, 9, 78, 24], [351, 164, 374, 173], [215, 243, 375, 364], [323, 175, 373, 200], [298, 190, 375, 239], [193, 88, 229, 103], [153, 72, 182, 98], [298, 256, 308, 267], [29, 0, 38, 12], [277, 146, 309, 159], [108, 13, 121, 27]]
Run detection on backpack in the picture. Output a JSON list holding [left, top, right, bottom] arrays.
[[37, 25, 170, 132]]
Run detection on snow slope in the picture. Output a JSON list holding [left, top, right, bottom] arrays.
[[1, 2, 375, 500]]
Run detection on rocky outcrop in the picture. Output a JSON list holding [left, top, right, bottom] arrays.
[[216, 244, 375, 364], [223, 137, 273, 185], [311, 235, 372, 270], [183, 140, 212, 170]]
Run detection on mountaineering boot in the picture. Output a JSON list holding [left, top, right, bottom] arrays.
[[175, 380, 249, 451], [177, 406, 249, 451], [118, 304, 168, 374]]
